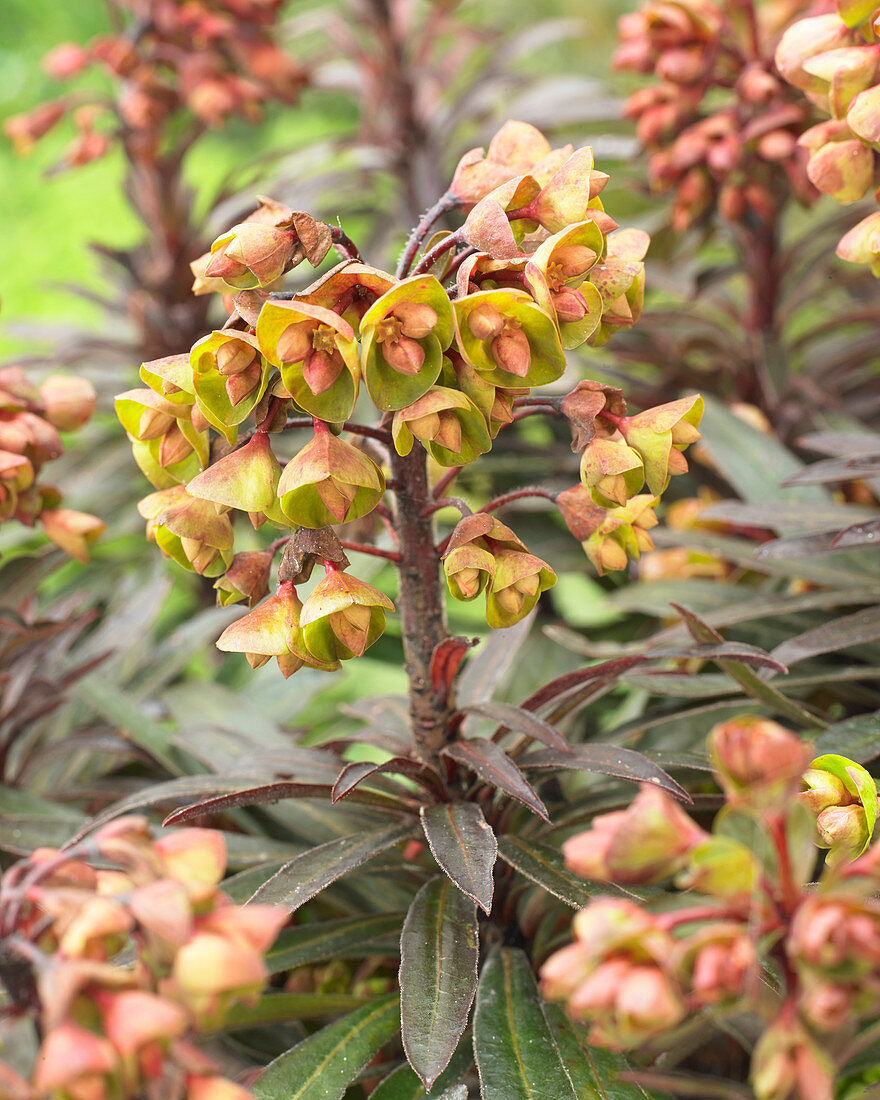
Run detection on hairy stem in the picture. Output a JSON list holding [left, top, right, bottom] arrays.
[[396, 191, 459, 279], [391, 447, 453, 762]]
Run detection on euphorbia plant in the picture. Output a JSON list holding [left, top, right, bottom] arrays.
[[105, 119, 706, 1093]]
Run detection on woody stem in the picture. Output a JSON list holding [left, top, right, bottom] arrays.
[[390, 446, 453, 762]]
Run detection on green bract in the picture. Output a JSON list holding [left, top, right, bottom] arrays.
[[391, 387, 492, 467], [525, 220, 605, 349], [139, 353, 196, 405], [360, 274, 454, 412], [808, 754, 879, 855], [137, 486, 234, 577], [300, 572, 395, 662], [185, 432, 281, 515], [190, 331, 272, 446], [454, 289, 566, 388], [255, 300, 360, 423], [620, 396, 704, 496], [277, 432, 385, 528], [485, 549, 556, 628]]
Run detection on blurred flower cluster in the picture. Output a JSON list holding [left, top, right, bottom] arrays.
[[3, 0, 306, 169], [0, 818, 286, 1100], [117, 121, 703, 676], [542, 715, 880, 1100], [615, 0, 817, 230], [776, 0, 880, 272], [0, 366, 102, 560]]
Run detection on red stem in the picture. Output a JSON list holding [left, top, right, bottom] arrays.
[[396, 191, 459, 279], [339, 540, 401, 563], [480, 488, 558, 514], [432, 467, 462, 498], [411, 227, 467, 277]]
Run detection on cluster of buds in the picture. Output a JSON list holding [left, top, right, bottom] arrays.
[[615, 0, 817, 230], [0, 366, 103, 560], [541, 714, 880, 1099], [0, 817, 286, 1100], [776, 2, 880, 273], [118, 121, 703, 677], [3, 0, 307, 169]]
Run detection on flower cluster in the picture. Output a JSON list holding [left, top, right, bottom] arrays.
[[776, 1, 880, 273], [0, 366, 103, 560], [615, 0, 817, 230], [0, 817, 286, 1100], [3, 0, 306, 168], [542, 715, 880, 1099], [118, 121, 703, 676]]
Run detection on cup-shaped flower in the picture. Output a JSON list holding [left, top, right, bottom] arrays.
[[190, 331, 271, 444], [580, 437, 646, 507], [568, 958, 686, 1050], [846, 81, 880, 146], [256, 300, 359, 423], [563, 785, 707, 885], [39, 375, 96, 432], [750, 1012, 835, 1100], [802, 753, 878, 856], [216, 579, 338, 676], [214, 550, 273, 607], [804, 46, 880, 118], [277, 432, 385, 528], [170, 930, 270, 1027], [774, 15, 856, 95], [449, 119, 570, 211], [299, 571, 394, 663], [392, 387, 492, 467], [204, 203, 331, 289], [790, 895, 880, 978], [0, 409, 62, 467], [102, 990, 188, 1087], [140, 352, 196, 404], [806, 138, 874, 203], [360, 274, 454, 411], [185, 431, 281, 516], [138, 486, 234, 577], [32, 1022, 118, 1100], [116, 388, 209, 481], [618, 395, 703, 495], [454, 289, 566, 388], [678, 925, 759, 1006], [128, 879, 193, 963], [40, 508, 106, 564], [304, 261, 396, 329], [836, 210, 880, 274], [0, 451, 34, 521], [582, 494, 659, 574], [443, 543, 496, 601], [588, 228, 650, 346], [485, 547, 556, 628], [154, 828, 227, 906], [524, 220, 605, 348]]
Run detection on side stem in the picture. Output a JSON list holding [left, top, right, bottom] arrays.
[[391, 447, 453, 762]]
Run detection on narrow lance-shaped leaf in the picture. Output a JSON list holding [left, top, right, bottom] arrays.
[[420, 802, 497, 913], [400, 877, 479, 1091], [250, 822, 415, 910], [266, 912, 405, 974], [516, 745, 690, 802], [544, 1004, 653, 1099], [252, 993, 400, 1100], [496, 835, 603, 908], [441, 740, 549, 821], [461, 700, 573, 754], [473, 948, 577, 1100], [369, 1038, 473, 1100]]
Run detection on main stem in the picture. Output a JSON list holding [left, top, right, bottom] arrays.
[[391, 447, 453, 762]]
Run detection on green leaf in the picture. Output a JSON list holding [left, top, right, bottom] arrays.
[[74, 676, 181, 775], [497, 835, 601, 909], [544, 1004, 653, 1099], [420, 802, 497, 913], [699, 395, 829, 506], [217, 992, 370, 1029], [266, 913, 405, 974], [370, 1039, 473, 1100], [252, 993, 401, 1100], [249, 822, 415, 910], [473, 947, 576, 1100], [400, 877, 479, 1090], [813, 710, 880, 763]]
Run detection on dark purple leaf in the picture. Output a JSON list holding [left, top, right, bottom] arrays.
[[460, 701, 572, 754], [516, 745, 690, 801], [420, 803, 497, 913], [754, 532, 839, 560], [249, 822, 415, 909], [646, 642, 787, 673], [518, 657, 647, 715], [331, 758, 434, 803], [782, 453, 880, 486], [441, 741, 549, 822], [771, 606, 880, 668], [457, 610, 536, 705], [832, 518, 880, 550], [400, 877, 478, 1090]]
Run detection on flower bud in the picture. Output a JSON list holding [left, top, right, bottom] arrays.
[[836, 210, 880, 274], [563, 786, 707, 886], [789, 895, 880, 976], [102, 989, 187, 1082], [392, 386, 492, 467], [190, 331, 271, 444], [774, 16, 855, 95], [214, 550, 273, 607], [455, 289, 566, 388], [128, 878, 193, 962], [40, 508, 105, 563], [138, 486, 234, 577], [617, 395, 702, 495], [486, 548, 556, 628], [39, 375, 96, 431], [300, 570, 394, 663], [581, 494, 659, 575], [277, 431, 385, 528], [750, 1012, 835, 1100], [205, 223, 303, 289], [806, 139, 873, 204], [443, 543, 496, 601], [569, 959, 685, 1050], [3, 100, 66, 154], [154, 828, 226, 906], [538, 940, 593, 1001], [580, 437, 646, 507], [709, 716, 813, 808], [32, 1022, 118, 1099], [171, 931, 269, 1026], [686, 928, 758, 1005]]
